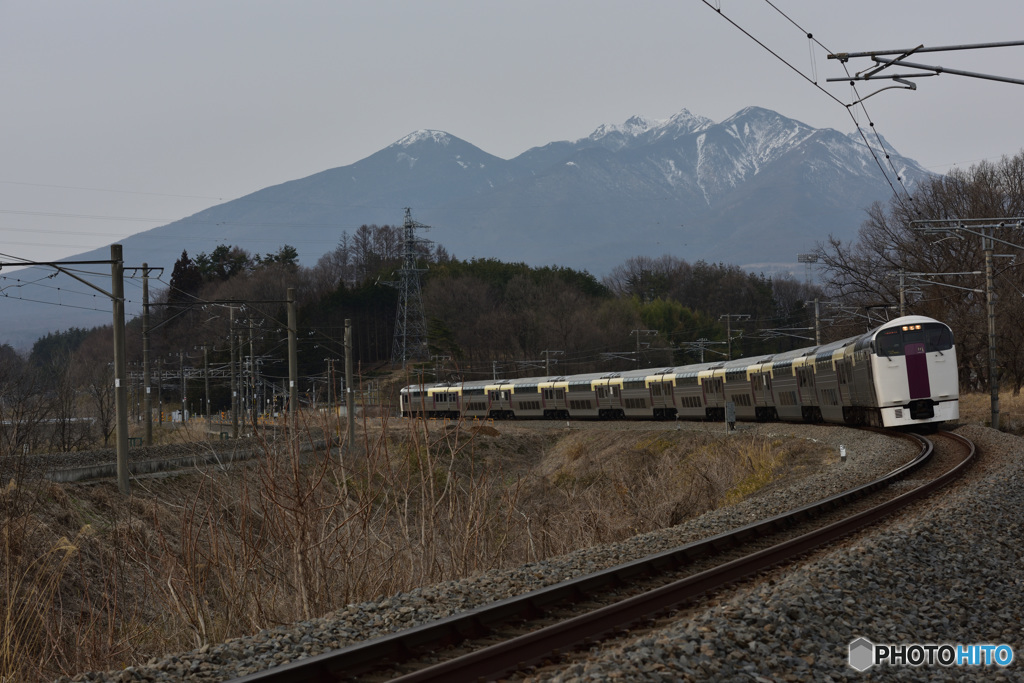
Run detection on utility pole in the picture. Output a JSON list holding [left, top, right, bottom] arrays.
[[142, 263, 153, 446], [345, 318, 356, 454], [157, 358, 163, 426], [431, 355, 451, 381], [0, 248, 138, 495], [913, 217, 1024, 431], [179, 351, 186, 423], [630, 330, 657, 368], [287, 288, 299, 429], [202, 345, 210, 418], [541, 350, 563, 376], [719, 314, 750, 360], [247, 318, 257, 424], [325, 358, 334, 412], [111, 245, 129, 495], [680, 337, 727, 363], [984, 233, 999, 431], [893, 270, 980, 320], [814, 299, 821, 345], [230, 307, 239, 438], [898, 271, 906, 317]]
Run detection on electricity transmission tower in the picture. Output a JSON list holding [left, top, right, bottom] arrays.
[[387, 208, 431, 368]]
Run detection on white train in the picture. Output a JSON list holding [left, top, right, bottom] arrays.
[[400, 315, 959, 429]]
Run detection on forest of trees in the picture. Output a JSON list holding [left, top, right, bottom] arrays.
[[4, 149, 1024, 452]]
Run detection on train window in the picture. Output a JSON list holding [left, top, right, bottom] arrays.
[[922, 324, 954, 352], [876, 330, 903, 357], [876, 323, 954, 356], [725, 369, 746, 382]]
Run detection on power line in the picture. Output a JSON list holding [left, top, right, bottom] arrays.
[[701, 0, 918, 212], [0, 179, 228, 201], [761, 0, 918, 207]]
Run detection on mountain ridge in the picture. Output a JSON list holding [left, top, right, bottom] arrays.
[[1, 105, 928, 348]]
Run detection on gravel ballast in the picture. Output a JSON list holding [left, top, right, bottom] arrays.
[[60, 423, 1022, 682], [544, 424, 1022, 682]]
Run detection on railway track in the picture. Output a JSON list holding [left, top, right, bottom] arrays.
[[231, 429, 975, 683]]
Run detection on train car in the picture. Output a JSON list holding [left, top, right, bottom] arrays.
[[767, 348, 806, 422], [647, 369, 677, 419], [430, 385, 461, 419], [509, 379, 544, 418], [673, 364, 709, 420], [698, 365, 726, 420], [748, 357, 775, 421], [565, 373, 602, 419], [620, 369, 656, 419], [487, 382, 514, 418], [399, 315, 958, 430], [461, 380, 491, 419], [722, 358, 764, 422], [846, 315, 958, 427], [539, 377, 570, 418], [810, 339, 849, 424], [593, 374, 624, 419]]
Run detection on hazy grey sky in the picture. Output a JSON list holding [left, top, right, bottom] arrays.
[[4, 0, 1024, 264]]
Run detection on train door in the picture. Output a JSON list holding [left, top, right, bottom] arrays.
[[594, 379, 611, 418], [608, 379, 623, 418]]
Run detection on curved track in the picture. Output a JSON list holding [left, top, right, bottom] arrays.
[[231, 429, 975, 683]]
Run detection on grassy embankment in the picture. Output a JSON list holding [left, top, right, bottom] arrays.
[[1, 407, 875, 680]]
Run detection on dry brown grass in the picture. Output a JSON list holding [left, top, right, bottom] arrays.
[[1, 415, 832, 680], [521, 427, 808, 554], [0, 479, 156, 681], [957, 391, 1024, 433]]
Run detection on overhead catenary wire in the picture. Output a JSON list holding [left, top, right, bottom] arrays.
[[765, 0, 918, 210], [701, 0, 920, 214]]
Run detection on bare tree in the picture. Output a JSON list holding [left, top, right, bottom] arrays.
[[816, 149, 1024, 388], [0, 354, 52, 457], [69, 331, 117, 446]]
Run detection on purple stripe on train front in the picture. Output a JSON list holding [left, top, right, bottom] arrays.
[[905, 342, 930, 399]]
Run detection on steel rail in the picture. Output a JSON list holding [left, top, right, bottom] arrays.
[[392, 431, 974, 682], [231, 430, 972, 683]]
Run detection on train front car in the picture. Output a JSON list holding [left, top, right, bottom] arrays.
[[855, 316, 959, 428]]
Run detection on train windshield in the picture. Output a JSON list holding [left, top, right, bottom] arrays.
[[876, 322, 954, 357]]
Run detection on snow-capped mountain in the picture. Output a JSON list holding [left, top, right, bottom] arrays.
[[2, 106, 930, 346]]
